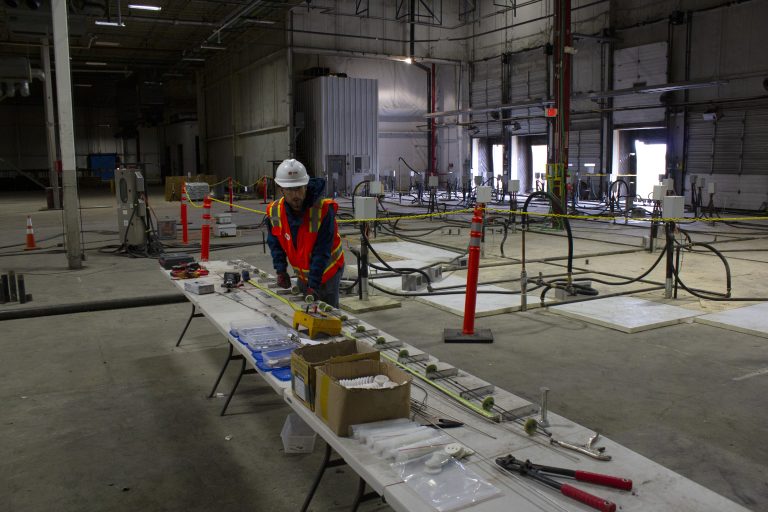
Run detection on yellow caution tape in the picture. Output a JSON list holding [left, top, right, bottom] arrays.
[[186, 197, 768, 224]]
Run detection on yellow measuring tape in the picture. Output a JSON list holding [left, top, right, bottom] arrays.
[[247, 278, 301, 312]]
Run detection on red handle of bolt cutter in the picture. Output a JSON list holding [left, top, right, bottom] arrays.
[[561, 484, 616, 512], [574, 470, 633, 491]]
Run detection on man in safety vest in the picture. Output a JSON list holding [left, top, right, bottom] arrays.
[[266, 159, 345, 307]]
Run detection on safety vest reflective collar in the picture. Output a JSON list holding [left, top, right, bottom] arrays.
[[267, 197, 344, 285]]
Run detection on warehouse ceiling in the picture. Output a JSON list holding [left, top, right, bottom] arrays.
[[0, 0, 302, 79]]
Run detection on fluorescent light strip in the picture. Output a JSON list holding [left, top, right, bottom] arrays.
[[94, 41, 121, 47], [200, 44, 227, 51], [128, 4, 161, 10], [182, 57, 205, 62], [85, 61, 108, 66], [95, 20, 126, 27], [244, 18, 276, 25], [74, 84, 93, 88]]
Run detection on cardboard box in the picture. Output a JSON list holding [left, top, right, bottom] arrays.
[[314, 360, 411, 437], [290, 339, 379, 411]]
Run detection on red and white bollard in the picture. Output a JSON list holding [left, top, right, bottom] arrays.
[[444, 203, 493, 343], [201, 195, 211, 262], [228, 176, 235, 212], [180, 183, 189, 245]]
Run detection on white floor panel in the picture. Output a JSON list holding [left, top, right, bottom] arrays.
[[373, 274, 551, 316], [695, 302, 768, 338], [370, 241, 460, 265], [550, 296, 701, 333]]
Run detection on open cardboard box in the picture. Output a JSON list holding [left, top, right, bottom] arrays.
[[314, 360, 411, 437], [291, 339, 379, 411]]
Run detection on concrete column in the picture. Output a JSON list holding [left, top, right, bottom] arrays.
[[51, 0, 82, 269], [41, 37, 60, 209]]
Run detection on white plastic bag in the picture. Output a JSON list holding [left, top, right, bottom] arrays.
[[392, 454, 501, 512]]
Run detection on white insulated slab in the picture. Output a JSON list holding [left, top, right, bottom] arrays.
[[373, 274, 552, 317], [695, 302, 768, 338], [370, 241, 460, 265], [551, 296, 701, 333]]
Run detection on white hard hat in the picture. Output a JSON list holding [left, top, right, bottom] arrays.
[[275, 159, 309, 188]]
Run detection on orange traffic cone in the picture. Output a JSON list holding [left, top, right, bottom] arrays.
[[24, 216, 39, 251]]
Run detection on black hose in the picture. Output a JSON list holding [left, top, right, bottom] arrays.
[[521, 190, 573, 275], [0, 293, 187, 322], [360, 228, 435, 291]]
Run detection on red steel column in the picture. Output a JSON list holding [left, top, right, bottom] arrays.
[[462, 204, 484, 335], [180, 183, 189, 245], [201, 195, 211, 261]]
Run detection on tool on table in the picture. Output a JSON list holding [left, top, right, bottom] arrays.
[[550, 432, 612, 461], [222, 271, 242, 291], [249, 275, 342, 338], [539, 386, 550, 427], [495, 455, 632, 512], [170, 262, 209, 279]]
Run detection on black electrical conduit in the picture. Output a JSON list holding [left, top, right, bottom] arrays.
[[0, 294, 188, 322], [367, 280, 545, 298], [521, 190, 574, 275], [359, 229, 435, 291]]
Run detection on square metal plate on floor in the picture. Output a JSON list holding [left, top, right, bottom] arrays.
[[695, 302, 768, 339], [550, 296, 701, 333]]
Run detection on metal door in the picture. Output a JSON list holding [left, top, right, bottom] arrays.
[[327, 155, 347, 196]]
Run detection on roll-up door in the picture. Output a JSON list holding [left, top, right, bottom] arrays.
[[507, 52, 548, 135], [613, 42, 667, 126], [470, 57, 502, 138]]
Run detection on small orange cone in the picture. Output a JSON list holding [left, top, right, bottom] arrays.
[[24, 216, 39, 251]]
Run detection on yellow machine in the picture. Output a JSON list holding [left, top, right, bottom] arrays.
[[293, 309, 342, 339]]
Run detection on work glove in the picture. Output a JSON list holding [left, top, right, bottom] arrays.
[[276, 271, 291, 289]]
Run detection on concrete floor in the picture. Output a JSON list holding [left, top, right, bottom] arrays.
[[1, 188, 766, 511]]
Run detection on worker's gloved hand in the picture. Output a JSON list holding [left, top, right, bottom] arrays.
[[304, 288, 317, 303], [276, 272, 291, 289]]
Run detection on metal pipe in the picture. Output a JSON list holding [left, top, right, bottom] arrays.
[[41, 37, 60, 209]]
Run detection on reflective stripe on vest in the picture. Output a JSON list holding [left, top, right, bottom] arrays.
[[267, 197, 344, 285]]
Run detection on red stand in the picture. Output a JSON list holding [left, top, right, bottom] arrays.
[[228, 177, 235, 212], [181, 183, 189, 245], [444, 204, 493, 343], [201, 195, 211, 262]]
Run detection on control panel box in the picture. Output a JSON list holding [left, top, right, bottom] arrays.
[[368, 181, 383, 195], [509, 179, 520, 193], [652, 185, 666, 201], [476, 186, 492, 204], [662, 196, 684, 220], [214, 212, 233, 224], [428, 176, 439, 188], [214, 223, 237, 237], [708, 182, 716, 194], [186, 182, 210, 201], [354, 196, 377, 220]]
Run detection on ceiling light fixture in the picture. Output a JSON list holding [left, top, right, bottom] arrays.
[[74, 84, 93, 88], [403, 57, 413, 64], [128, 4, 161, 10], [200, 44, 227, 51], [85, 61, 108, 66], [95, 20, 126, 27], [244, 18, 276, 25], [162, 72, 185, 77], [182, 57, 205, 62], [94, 41, 121, 47]]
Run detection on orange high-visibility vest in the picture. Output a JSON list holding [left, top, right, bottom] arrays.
[[267, 197, 344, 285]]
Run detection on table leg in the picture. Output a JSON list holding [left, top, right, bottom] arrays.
[[209, 343, 234, 398], [350, 477, 379, 511], [220, 357, 256, 416], [176, 304, 204, 347], [300, 442, 347, 512]]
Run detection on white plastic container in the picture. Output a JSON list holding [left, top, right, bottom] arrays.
[[281, 413, 317, 454]]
